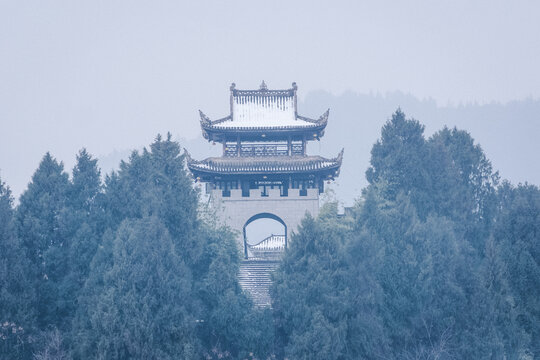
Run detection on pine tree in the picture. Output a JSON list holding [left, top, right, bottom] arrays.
[[0, 178, 36, 358], [358, 117, 509, 358], [495, 183, 540, 357], [73, 134, 258, 358], [365, 109, 429, 214], [55, 149, 103, 333], [427, 127, 499, 252], [103, 134, 199, 260], [75, 217, 198, 359], [16, 152, 69, 329], [272, 203, 384, 359], [71, 229, 115, 359]]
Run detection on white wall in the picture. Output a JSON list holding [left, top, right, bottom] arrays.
[[211, 188, 320, 251]]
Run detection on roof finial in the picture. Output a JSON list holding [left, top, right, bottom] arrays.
[[292, 82, 297, 90], [230, 82, 236, 91], [260, 80, 268, 91]]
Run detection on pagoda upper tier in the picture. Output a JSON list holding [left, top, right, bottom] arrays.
[[199, 81, 329, 142]]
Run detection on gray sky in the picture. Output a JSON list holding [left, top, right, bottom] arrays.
[[1, 0, 539, 198]]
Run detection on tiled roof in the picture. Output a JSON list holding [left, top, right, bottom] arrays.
[[199, 82, 328, 131], [230, 88, 296, 126], [185, 150, 343, 175]]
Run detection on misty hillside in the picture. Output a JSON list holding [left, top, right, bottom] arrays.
[[299, 91, 540, 204], [98, 91, 540, 206]]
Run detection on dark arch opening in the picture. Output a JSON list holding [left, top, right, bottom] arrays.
[[243, 213, 287, 259]]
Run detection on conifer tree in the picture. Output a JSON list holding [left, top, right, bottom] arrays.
[[103, 133, 199, 260], [16, 152, 69, 329], [0, 178, 36, 358], [56, 149, 103, 332], [272, 203, 384, 359], [365, 109, 429, 212], [76, 217, 198, 359], [427, 127, 499, 250], [71, 229, 115, 358], [356, 112, 511, 358], [495, 183, 540, 357], [74, 135, 258, 358]]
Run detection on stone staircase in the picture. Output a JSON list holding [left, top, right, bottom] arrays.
[[238, 260, 280, 307]]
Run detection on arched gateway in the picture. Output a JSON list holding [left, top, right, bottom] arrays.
[[187, 82, 343, 306], [243, 213, 287, 259]]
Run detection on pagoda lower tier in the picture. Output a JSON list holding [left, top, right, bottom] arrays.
[[186, 150, 343, 196]]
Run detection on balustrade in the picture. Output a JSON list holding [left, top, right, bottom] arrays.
[[224, 142, 304, 157], [246, 234, 286, 260]]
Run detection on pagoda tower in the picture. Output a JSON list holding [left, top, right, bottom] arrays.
[[187, 82, 343, 306]]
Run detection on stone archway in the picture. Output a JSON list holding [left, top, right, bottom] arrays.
[[210, 189, 321, 307], [211, 188, 320, 252], [242, 212, 287, 259]]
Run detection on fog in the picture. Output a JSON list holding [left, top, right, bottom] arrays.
[[1, 1, 539, 199]]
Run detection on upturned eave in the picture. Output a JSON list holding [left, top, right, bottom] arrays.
[[185, 149, 344, 180], [199, 109, 329, 142]]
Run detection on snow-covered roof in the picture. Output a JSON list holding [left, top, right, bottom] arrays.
[[199, 82, 328, 132], [227, 90, 297, 127]]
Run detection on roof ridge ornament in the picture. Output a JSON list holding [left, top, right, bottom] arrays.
[[319, 109, 330, 124], [335, 148, 345, 163], [259, 80, 268, 91], [198, 110, 211, 125]]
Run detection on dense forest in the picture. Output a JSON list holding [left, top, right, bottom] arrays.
[[1, 110, 539, 359]]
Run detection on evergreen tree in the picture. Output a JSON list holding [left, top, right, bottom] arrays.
[[69, 148, 102, 212], [358, 114, 511, 358], [495, 182, 540, 357], [0, 178, 36, 358], [430, 127, 498, 215], [74, 134, 260, 358], [103, 134, 199, 253], [474, 236, 526, 359], [343, 198, 389, 359], [71, 229, 116, 358], [33, 328, 70, 360], [356, 190, 466, 358], [16, 153, 69, 329], [365, 109, 430, 216], [272, 202, 384, 359], [427, 127, 499, 251], [75, 217, 198, 359], [195, 223, 273, 359], [55, 149, 103, 333]]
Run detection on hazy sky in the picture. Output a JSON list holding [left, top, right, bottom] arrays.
[[1, 1, 539, 197]]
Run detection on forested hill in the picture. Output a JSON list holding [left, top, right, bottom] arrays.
[[272, 110, 540, 359], [1, 112, 539, 358], [299, 91, 540, 204]]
